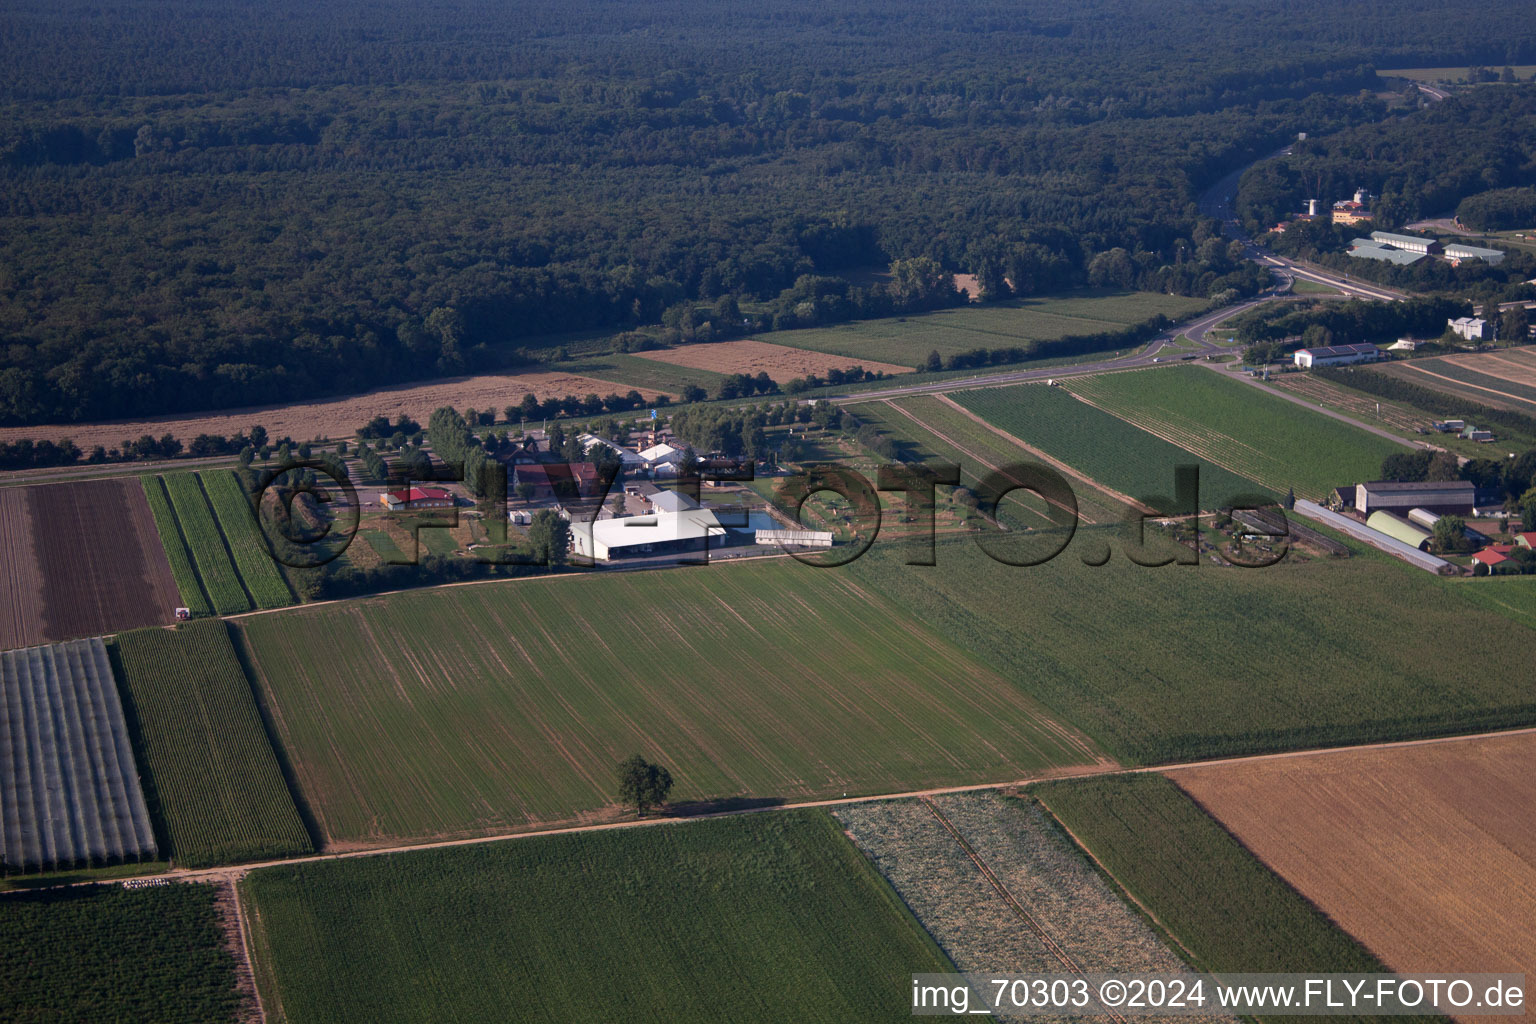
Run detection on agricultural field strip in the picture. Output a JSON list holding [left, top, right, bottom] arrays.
[[0, 639, 157, 869], [199, 471, 293, 609], [0, 882, 245, 1024], [950, 384, 1269, 513], [0, 488, 45, 652], [141, 477, 212, 617], [925, 393, 1145, 518], [161, 473, 252, 615], [1032, 774, 1406, 1024], [1171, 731, 1536, 984], [113, 621, 312, 867], [875, 398, 1103, 526], [238, 811, 950, 1024], [1061, 367, 1402, 500], [237, 561, 1098, 845], [1268, 375, 1428, 432], [91, 724, 1536, 892], [1396, 361, 1536, 412]]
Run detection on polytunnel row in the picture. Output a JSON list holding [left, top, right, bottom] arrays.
[[0, 637, 157, 871]]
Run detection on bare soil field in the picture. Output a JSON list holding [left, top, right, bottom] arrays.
[[0, 371, 661, 450], [0, 479, 181, 650], [632, 339, 911, 382], [1171, 731, 1536, 1005]]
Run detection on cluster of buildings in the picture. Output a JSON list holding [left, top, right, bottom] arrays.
[[1320, 479, 1530, 573], [1348, 231, 1506, 269]]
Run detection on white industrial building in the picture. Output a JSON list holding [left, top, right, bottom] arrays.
[[1449, 316, 1490, 341], [570, 508, 729, 561], [579, 433, 644, 468], [1443, 242, 1506, 266], [1293, 343, 1381, 368], [1368, 231, 1441, 255]]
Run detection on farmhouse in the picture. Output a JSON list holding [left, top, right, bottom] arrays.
[[638, 442, 687, 476], [380, 486, 454, 510], [1365, 510, 1432, 551], [1355, 480, 1476, 516], [513, 462, 603, 502], [1472, 547, 1510, 568], [579, 433, 644, 468], [1293, 343, 1381, 368]]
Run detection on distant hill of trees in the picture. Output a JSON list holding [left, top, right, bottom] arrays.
[[5, 0, 1536, 425]]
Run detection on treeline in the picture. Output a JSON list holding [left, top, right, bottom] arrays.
[[1229, 296, 1470, 361], [668, 400, 841, 459], [9, 0, 1523, 424], [1457, 187, 1536, 230]]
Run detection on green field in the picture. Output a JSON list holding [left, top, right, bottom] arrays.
[[1288, 278, 1342, 295], [1033, 774, 1416, 1024], [200, 470, 295, 608], [237, 560, 1097, 844], [1388, 352, 1536, 414], [1448, 576, 1536, 630], [141, 475, 213, 617], [242, 811, 949, 1024], [950, 382, 1270, 510], [845, 536, 1536, 763], [359, 528, 409, 563], [845, 395, 1129, 525], [1062, 366, 1405, 499], [113, 620, 313, 866], [0, 882, 242, 1023], [762, 290, 1206, 367], [161, 472, 253, 614]]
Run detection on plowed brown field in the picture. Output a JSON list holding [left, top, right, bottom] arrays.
[[0, 478, 181, 650], [632, 339, 911, 382], [1171, 731, 1536, 1017]]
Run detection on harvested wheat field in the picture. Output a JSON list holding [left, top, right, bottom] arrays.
[[633, 339, 911, 383], [1170, 731, 1536, 1002], [0, 371, 661, 450]]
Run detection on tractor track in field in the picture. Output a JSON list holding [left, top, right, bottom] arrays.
[[9, 724, 1536, 896]]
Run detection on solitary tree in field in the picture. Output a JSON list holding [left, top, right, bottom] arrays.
[[617, 754, 673, 816]]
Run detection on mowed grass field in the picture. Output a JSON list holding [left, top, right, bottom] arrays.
[[1063, 366, 1404, 499], [237, 561, 1100, 845], [951, 382, 1270, 511], [241, 811, 950, 1024], [1172, 731, 1536, 985], [1033, 774, 1410, 1024], [762, 290, 1206, 367], [563, 352, 728, 397], [846, 537, 1536, 764]]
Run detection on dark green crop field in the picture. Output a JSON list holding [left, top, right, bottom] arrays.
[[241, 811, 949, 1024], [113, 620, 313, 866], [0, 882, 242, 1024]]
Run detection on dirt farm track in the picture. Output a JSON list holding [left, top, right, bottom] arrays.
[[0, 478, 182, 651]]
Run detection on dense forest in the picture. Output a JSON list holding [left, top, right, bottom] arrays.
[[5, 0, 1536, 425]]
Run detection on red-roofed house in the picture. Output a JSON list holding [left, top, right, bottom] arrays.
[[1514, 532, 1536, 549], [380, 486, 454, 511], [1472, 546, 1512, 568]]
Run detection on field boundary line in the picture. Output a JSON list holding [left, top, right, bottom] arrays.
[[930, 392, 1149, 516], [879, 398, 1088, 525], [1396, 361, 1536, 410], [1031, 794, 1208, 972], [195, 471, 259, 611]]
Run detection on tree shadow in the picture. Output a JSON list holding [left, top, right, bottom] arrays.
[[665, 796, 786, 818]]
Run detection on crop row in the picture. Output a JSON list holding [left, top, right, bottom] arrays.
[[140, 476, 212, 617], [1410, 356, 1536, 410], [951, 382, 1266, 511], [161, 473, 251, 615], [240, 811, 948, 1023], [0, 883, 241, 1023], [1064, 367, 1401, 499], [113, 620, 312, 867], [199, 470, 294, 609], [1032, 774, 1419, 1024]]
